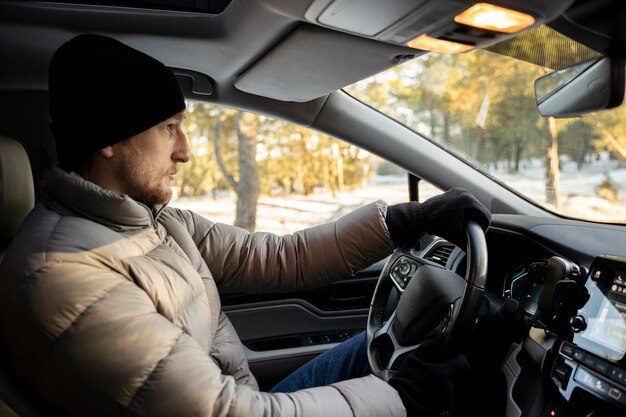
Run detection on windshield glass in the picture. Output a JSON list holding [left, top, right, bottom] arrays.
[[344, 26, 626, 224]]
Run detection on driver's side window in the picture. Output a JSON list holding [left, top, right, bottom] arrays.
[[172, 101, 442, 233]]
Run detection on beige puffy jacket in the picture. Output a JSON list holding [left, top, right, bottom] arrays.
[[0, 167, 405, 417]]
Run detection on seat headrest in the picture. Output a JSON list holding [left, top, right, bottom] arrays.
[[0, 135, 35, 248]]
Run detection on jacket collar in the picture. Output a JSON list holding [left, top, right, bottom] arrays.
[[42, 166, 165, 231]]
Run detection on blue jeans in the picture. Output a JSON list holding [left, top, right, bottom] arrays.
[[269, 331, 370, 393]]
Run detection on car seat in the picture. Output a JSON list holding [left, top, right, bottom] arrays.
[[0, 135, 63, 416], [0, 135, 34, 264]]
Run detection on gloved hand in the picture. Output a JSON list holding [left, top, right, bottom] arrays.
[[385, 187, 490, 248], [388, 327, 470, 417]]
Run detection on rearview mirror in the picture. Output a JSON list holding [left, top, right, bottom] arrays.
[[535, 57, 625, 118]]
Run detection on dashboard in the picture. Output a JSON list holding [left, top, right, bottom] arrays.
[[226, 212, 625, 416]]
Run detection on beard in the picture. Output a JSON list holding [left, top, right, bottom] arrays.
[[116, 154, 172, 207]]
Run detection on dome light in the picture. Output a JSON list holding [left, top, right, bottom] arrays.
[[454, 3, 535, 33], [406, 34, 474, 54]]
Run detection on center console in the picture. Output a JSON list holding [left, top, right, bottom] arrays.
[[502, 254, 626, 417], [551, 254, 626, 413]]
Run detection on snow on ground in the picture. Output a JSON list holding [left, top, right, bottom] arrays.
[[171, 161, 625, 235], [171, 180, 418, 235], [493, 159, 626, 223]]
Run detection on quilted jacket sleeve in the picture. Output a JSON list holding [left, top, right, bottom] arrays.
[[177, 200, 395, 293]]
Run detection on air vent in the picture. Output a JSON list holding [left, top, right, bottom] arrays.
[[425, 243, 455, 267]]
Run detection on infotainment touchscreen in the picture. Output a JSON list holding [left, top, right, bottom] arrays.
[[573, 254, 626, 362]]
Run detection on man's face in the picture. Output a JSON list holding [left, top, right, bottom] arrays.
[[111, 113, 189, 206]]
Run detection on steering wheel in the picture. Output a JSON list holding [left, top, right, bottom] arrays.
[[366, 220, 488, 381]]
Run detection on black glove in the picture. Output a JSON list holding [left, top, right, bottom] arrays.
[[385, 187, 490, 248], [388, 327, 470, 417]]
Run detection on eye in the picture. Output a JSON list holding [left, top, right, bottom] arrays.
[[166, 123, 177, 133]]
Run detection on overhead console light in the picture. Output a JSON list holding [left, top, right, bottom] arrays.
[[406, 34, 474, 54], [305, 0, 572, 52], [454, 3, 535, 33]]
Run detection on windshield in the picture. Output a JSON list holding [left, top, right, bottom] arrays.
[[344, 26, 626, 224]]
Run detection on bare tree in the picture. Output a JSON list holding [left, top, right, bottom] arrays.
[[213, 110, 260, 231]]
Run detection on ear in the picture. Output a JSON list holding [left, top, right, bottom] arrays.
[[98, 146, 114, 158]]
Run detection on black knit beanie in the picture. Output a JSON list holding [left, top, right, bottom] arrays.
[[48, 33, 186, 172]]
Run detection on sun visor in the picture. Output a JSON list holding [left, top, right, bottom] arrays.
[[234, 25, 417, 103]]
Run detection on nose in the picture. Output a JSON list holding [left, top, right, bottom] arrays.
[[172, 130, 190, 163]]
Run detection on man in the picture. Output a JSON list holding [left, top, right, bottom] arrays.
[[0, 34, 490, 417]]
